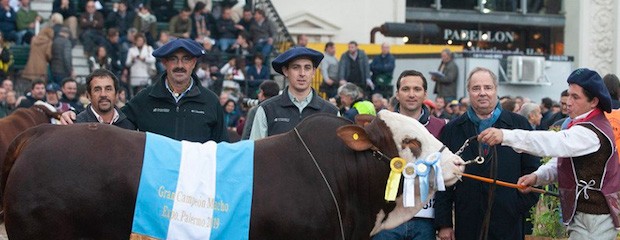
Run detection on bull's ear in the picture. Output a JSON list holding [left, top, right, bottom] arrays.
[[354, 114, 375, 127], [337, 125, 374, 151]]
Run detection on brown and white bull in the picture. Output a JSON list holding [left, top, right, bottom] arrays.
[[2, 110, 464, 239]]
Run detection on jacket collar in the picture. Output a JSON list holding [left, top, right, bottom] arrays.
[[276, 87, 323, 110], [148, 73, 207, 104]]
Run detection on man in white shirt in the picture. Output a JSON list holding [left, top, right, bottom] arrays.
[[478, 68, 620, 240]]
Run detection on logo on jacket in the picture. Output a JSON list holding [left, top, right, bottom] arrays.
[[153, 108, 170, 113], [273, 118, 290, 122]]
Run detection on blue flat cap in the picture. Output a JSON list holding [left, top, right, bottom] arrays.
[[271, 47, 323, 75], [46, 83, 60, 92], [152, 38, 205, 58], [567, 68, 612, 112]]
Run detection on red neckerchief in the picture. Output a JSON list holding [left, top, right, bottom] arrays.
[[567, 108, 602, 129]]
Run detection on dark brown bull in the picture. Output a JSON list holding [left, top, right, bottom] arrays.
[[3, 112, 462, 239]]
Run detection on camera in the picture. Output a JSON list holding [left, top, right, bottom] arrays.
[[242, 98, 260, 108]]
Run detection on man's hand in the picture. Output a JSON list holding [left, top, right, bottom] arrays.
[[59, 111, 77, 125], [438, 227, 455, 240], [478, 127, 503, 146], [517, 174, 538, 193], [324, 78, 334, 86]]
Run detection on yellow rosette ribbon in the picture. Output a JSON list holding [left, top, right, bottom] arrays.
[[385, 157, 406, 201]]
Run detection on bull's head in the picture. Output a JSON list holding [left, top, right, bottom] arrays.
[[336, 110, 465, 235]]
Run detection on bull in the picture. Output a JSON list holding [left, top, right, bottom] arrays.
[[3, 110, 464, 239]]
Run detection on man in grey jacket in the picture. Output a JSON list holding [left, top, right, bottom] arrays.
[[338, 41, 372, 96], [431, 48, 458, 102], [50, 26, 74, 85]]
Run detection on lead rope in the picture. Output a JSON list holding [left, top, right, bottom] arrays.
[[479, 145, 498, 240], [294, 128, 346, 240]]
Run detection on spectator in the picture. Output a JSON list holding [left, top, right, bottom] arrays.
[[155, 31, 171, 49], [21, 27, 53, 81], [543, 90, 570, 130], [187, 0, 212, 11], [338, 41, 372, 96], [76, 69, 135, 129], [102, 28, 124, 79], [133, 4, 157, 47], [370, 43, 395, 98], [0, 32, 11, 80], [432, 96, 451, 119], [431, 48, 458, 102], [223, 99, 240, 131], [5, 89, 16, 111], [480, 68, 620, 240], [237, 8, 254, 34], [226, 31, 253, 61], [435, 67, 540, 240], [249, 47, 338, 140], [603, 73, 620, 109], [168, 7, 192, 39], [457, 96, 469, 116], [88, 45, 112, 72], [104, 1, 135, 43], [15, 0, 42, 45], [60, 78, 84, 113], [16, 79, 45, 108], [61, 38, 229, 142], [241, 80, 279, 140], [371, 93, 386, 112], [249, 9, 276, 60], [44, 83, 71, 112], [0, 0, 18, 43], [539, 97, 554, 128], [373, 69, 447, 240], [50, 26, 73, 85], [189, 1, 214, 40], [199, 37, 222, 74], [501, 97, 518, 112], [48, 13, 64, 38], [216, 7, 243, 51], [2, 78, 13, 92], [52, 0, 77, 43], [338, 82, 376, 121], [518, 102, 542, 129], [320, 41, 339, 99], [125, 33, 156, 96], [0, 86, 8, 117], [295, 34, 308, 47], [514, 95, 524, 112], [115, 87, 127, 109], [79, 0, 105, 56], [220, 56, 246, 81], [247, 54, 269, 81]]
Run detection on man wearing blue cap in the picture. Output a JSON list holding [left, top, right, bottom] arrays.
[[478, 68, 620, 239], [61, 38, 228, 143], [249, 47, 338, 140]]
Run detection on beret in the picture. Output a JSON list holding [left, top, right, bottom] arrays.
[[152, 38, 205, 58], [567, 68, 612, 112], [271, 47, 323, 75], [46, 83, 60, 92]]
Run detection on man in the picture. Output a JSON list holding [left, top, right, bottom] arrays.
[[60, 78, 84, 113], [249, 9, 276, 60], [50, 27, 74, 85], [296, 34, 308, 47], [479, 68, 620, 240], [168, 7, 192, 39], [237, 8, 254, 33], [2, 79, 13, 92], [338, 41, 372, 96], [544, 90, 569, 129], [241, 80, 280, 140], [432, 96, 451, 119], [538, 97, 554, 129], [104, 0, 134, 42], [45, 83, 71, 112], [79, 0, 105, 56], [102, 28, 124, 79], [603, 73, 620, 109], [75, 69, 134, 129], [370, 43, 395, 98], [338, 82, 375, 121], [0, 0, 18, 43], [371, 93, 387, 113], [215, 7, 242, 51], [373, 70, 447, 240], [249, 47, 338, 140], [0, 86, 8, 118], [320, 41, 339, 99], [62, 38, 228, 143], [16, 79, 45, 108], [435, 67, 540, 240], [15, 0, 42, 45], [431, 49, 458, 102]]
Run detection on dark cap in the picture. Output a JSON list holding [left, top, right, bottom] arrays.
[[271, 47, 323, 75], [152, 38, 205, 58], [567, 68, 612, 112], [46, 83, 60, 92]]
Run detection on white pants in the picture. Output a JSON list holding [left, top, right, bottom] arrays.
[[568, 211, 618, 240]]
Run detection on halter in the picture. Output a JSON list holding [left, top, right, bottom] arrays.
[[294, 127, 346, 240]]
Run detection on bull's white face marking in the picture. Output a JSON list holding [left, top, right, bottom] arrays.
[[377, 110, 464, 186]]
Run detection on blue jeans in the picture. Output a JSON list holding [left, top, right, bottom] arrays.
[[372, 217, 436, 240]]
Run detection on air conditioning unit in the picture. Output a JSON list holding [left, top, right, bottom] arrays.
[[506, 56, 545, 83]]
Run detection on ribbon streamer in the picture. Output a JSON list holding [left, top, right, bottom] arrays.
[[402, 162, 417, 207], [425, 152, 445, 191], [385, 157, 406, 201], [414, 159, 430, 203]]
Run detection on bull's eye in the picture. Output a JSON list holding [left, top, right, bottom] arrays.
[[401, 138, 422, 158]]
